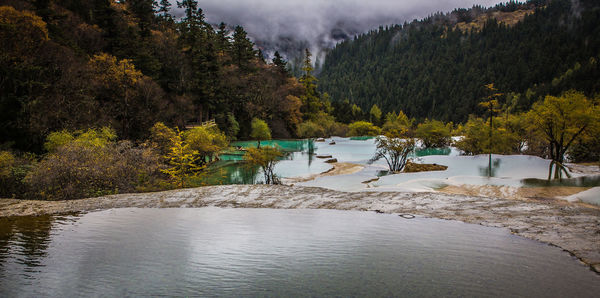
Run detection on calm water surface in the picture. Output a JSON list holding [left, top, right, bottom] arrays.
[[1, 208, 598, 297]]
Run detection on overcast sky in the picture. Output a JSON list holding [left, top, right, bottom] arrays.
[[170, 0, 503, 59]]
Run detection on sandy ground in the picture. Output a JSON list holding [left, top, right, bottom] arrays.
[[1, 184, 599, 273], [282, 162, 364, 183]]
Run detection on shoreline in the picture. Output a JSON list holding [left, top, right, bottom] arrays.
[[1, 184, 599, 274], [282, 162, 364, 183]]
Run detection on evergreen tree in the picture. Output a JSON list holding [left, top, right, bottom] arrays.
[[127, 0, 156, 36], [177, 1, 217, 122], [299, 49, 322, 120], [272, 51, 289, 75], [232, 25, 256, 70], [157, 0, 172, 23], [318, 0, 600, 123], [216, 22, 231, 54]]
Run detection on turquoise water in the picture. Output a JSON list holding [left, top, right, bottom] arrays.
[[414, 147, 452, 157], [207, 139, 329, 184], [209, 138, 600, 205], [1, 208, 599, 297]]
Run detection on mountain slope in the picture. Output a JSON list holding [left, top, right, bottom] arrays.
[[318, 0, 600, 122]]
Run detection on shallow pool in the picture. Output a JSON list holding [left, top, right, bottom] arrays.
[[210, 138, 600, 203], [0, 208, 598, 297]]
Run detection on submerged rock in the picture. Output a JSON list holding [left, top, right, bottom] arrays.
[[316, 154, 333, 159], [362, 177, 380, 184], [325, 158, 338, 163]]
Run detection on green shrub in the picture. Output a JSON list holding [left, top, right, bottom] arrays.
[[297, 121, 326, 138], [415, 119, 452, 148], [0, 151, 35, 198], [149, 122, 176, 155], [454, 116, 525, 155], [27, 129, 162, 200], [184, 126, 229, 164], [381, 111, 413, 136], [348, 121, 381, 137]]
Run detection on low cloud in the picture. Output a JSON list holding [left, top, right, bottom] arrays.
[[170, 0, 502, 61]]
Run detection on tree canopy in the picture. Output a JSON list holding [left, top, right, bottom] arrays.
[[318, 0, 600, 123], [527, 91, 599, 178]]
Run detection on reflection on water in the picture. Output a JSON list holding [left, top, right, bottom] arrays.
[[0, 216, 56, 275], [208, 138, 598, 196], [211, 138, 455, 185], [522, 175, 600, 188], [0, 208, 599, 297], [478, 158, 502, 177], [209, 139, 328, 184]]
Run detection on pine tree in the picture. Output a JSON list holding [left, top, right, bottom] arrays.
[[299, 49, 321, 120], [157, 0, 172, 22], [232, 25, 256, 70], [127, 0, 156, 36], [272, 51, 288, 75], [216, 22, 231, 54], [177, 0, 217, 123]]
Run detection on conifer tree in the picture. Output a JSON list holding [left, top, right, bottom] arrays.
[[157, 0, 172, 22], [272, 51, 288, 75], [127, 0, 156, 36], [177, 1, 217, 122], [299, 49, 321, 120], [216, 22, 231, 54], [161, 128, 203, 188], [479, 83, 503, 176], [232, 25, 256, 70]]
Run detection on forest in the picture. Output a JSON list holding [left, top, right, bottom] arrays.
[[319, 0, 600, 123], [0, 0, 599, 201], [0, 0, 339, 199], [0, 0, 312, 153]]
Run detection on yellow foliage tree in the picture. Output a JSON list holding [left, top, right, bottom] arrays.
[[0, 6, 48, 56], [89, 53, 142, 86], [149, 122, 177, 155], [161, 129, 203, 188], [382, 111, 412, 136], [184, 126, 228, 165], [369, 133, 416, 173], [89, 53, 143, 137], [244, 146, 284, 184], [348, 121, 381, 137], [527, 91, 600, 179]]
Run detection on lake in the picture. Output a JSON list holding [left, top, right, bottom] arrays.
[[1, 208, 598, 297], [209, 138, 600, 206]]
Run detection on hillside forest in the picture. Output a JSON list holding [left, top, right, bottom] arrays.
[[0, 0, 599, 200]]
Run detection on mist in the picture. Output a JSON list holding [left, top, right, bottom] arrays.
[[170, 0, 503, 63]]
